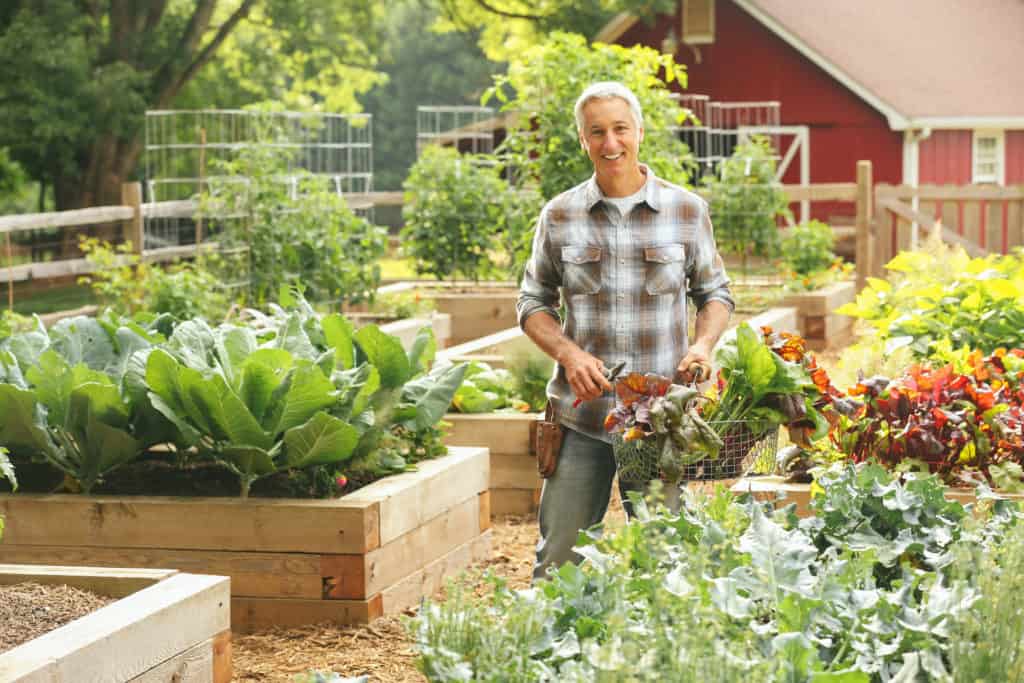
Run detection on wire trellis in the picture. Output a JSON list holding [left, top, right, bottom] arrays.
[[144, 109, 375, 251]]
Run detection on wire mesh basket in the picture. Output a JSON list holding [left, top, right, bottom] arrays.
[[612, 420, 779, 483]]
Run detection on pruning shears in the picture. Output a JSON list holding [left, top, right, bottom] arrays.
[[573, 360, 627, 407]]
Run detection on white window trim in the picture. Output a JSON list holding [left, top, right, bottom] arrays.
[[972, 129, 1005, 185]]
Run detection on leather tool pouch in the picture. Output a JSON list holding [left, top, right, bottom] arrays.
[[534, 402, 563, 479]]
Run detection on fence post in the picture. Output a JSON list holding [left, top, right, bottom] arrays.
[[121, 182, 144, 256], [855, 160, 873, 292]]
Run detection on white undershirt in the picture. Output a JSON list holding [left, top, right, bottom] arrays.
[[604, 186, 646, 221]]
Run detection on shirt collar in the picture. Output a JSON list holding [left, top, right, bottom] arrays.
[[584, 164, 662, 213]]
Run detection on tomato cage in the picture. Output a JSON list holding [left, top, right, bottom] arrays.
[[612, 419, 779, 483]]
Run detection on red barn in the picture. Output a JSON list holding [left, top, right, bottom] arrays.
[[599, 0, 1024, 221]]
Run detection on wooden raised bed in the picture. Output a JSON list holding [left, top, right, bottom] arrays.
[[378, 282, 519, 347], [731, 475, 1024, 518], [781, 280, 856, 351], [0, 565, 230, 682], [445, 413, 542, 517], [0, 447, 491, 633], [378, 313, 452, 350]]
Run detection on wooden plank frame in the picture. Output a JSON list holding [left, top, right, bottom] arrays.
[[0, 567, 231, 682], [444, 412, 542, 517], [781, 280, 856, 351], [0, 447, 491, 633]]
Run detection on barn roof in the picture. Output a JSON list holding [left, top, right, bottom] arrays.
[[598, 0, 1024, 130]]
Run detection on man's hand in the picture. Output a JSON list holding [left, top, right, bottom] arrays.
[[562, 348, 612, 404], [675, 344, 713, 385]]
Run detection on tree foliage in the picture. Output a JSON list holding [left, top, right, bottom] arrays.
[[485, 32, 695, 201], [435, 0, 673, 61], [0, 1, 384, 210], [359, 0, 500, 190]]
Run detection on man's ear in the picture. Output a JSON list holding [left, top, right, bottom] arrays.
[[579, 134, 587, 152]]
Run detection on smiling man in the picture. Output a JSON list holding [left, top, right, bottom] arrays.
[[517, 81, 735, 580]]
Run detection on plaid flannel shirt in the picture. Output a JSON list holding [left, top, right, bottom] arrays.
[[517, 166, 734, 443]]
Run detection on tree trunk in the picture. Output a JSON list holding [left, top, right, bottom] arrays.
[[54, 133, 142, 258]]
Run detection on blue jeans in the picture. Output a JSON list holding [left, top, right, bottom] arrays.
[[532, 427, 680, 582]]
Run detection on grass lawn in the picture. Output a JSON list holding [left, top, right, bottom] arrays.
[[379, 257, 420, 280], [11, 284, 98, 316]]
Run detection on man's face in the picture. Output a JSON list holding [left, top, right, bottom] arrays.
[[579, 97, 644, 183]]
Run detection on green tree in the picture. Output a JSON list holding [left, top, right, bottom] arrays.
[[360, 0, 501, 191], [0, 1, 384, 211], [486, 32, 694, 201], [435, 0, 673, 61]]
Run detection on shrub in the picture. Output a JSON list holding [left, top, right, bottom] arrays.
[[780, 220, 836, 275], [703, 136, 791, 272], [200, 112, 386, 306], [402, 146, 539, 283], [78, 238, 230, 321], [836, 232, 1024, 358], [485, 32, 695, 200]]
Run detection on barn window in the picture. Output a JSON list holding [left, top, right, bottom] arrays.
[[972, 130, 1004, 184], [683, 0, 715, 45]]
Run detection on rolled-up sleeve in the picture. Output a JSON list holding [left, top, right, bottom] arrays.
[[517, 205, 562, 328], [687, 199, 735, 312]]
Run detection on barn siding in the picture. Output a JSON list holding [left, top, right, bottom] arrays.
[[1006, 130, 1024, 184], [917, 130, 972, 185], [616, 0, 901, 221]]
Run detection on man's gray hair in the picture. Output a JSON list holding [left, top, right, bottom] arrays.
[[574, 82, 644, 132]]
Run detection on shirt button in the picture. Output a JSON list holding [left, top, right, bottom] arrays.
[[619, 259, 625, 265], [617, 293, 625, 300]]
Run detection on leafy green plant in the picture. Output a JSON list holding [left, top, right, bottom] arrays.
[[201, 113, 387, 306], [505, 348, 553, 412], [369, 290, 435, 319], [413, 463, 1007, 680], [780, 220, 836, 275], [702, 136, 791, 273], [836, 234, 1024, 359], [78, 237, 231, 322], [144, 301, 466, 496], [451, 361, 531, 413], [0, 313, 173, 493], [948, 520, 1024, 682], [401, 146, 539, 283], [485, 32, 695, 200]]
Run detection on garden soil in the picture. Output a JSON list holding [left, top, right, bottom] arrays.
[[0, 582, 116, 653]]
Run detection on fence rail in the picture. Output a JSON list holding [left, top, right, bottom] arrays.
[[3, 169, 1022, 314]]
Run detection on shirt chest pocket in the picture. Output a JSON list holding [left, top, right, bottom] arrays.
[[644, 244, 685, 296], [561, 245, 602, 296]]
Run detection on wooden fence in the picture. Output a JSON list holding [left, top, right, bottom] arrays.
[[3, 166, 1021, 314], [872, 184, 1024, 267]]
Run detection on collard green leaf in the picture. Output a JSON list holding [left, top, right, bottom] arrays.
[[322, 313, 355, 370], [283, 411, 359, 467], [400, 363, 468, 430], [49, 316, 116, 371], [215, 325, 258, 385], [217, 444, 277, 479], [181, 370, 273, 450], [273, 313, 318, 361], [262, 363, 337, 436], [354, 325, 410, 389], [166, 319, 218, 372], [3, 319, 50, 370], [407, 325, 437, 376], [0, 447, 16, 491]]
